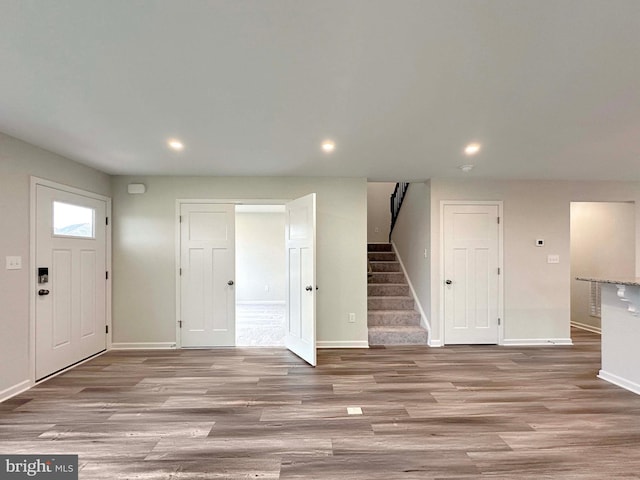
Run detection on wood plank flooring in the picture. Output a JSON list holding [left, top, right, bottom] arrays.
[[2, 329, 640, 479]]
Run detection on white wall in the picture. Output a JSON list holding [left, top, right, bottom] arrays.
[[111, 176, 368, 347], [0, 132, 111, 399], [428, 179, 640, 345], [389, 181, 431, 334], [236, 211, 286, 303], [570, 202, 636, 331], [367, 182, 395, 242]]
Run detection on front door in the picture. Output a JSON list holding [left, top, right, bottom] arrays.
[[35, 184, 107, 380], [443, 203, 500, 344], [180, 203, 236, 346], [284, 193, 317, 366]]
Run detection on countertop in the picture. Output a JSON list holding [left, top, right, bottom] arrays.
[[576, 276, 640, 287]]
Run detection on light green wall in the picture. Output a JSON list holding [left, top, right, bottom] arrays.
[[110, 176, 368, 346]]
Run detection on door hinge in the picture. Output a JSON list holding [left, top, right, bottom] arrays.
[[178, 320, 182, 328], [497, 267, 501, 275], [179, 215, 182, 223], [497, 216, 500, 224], [105, 325, 109, 334], [106, 217, 109, 226], [179, 268, 182, 276], [106, 271, 109, 280], [498, 318, 501, 326]]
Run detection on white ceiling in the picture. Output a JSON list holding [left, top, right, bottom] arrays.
[[1, 0, 639, 181]]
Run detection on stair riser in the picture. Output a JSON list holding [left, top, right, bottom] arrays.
[[368, 312, 421, 326], [368, 330, 428, 346], [367, 252, 396, 261], [367, 243, 392, 252], [370, 262, 401, 273], [368, 285, 410, 296], [368, 273, 406, 284], [368, 298, 416, 310]]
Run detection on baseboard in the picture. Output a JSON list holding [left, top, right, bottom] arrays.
[[110, 342, 177, 350], [570, 321, 601, 334], [317, 341, 369, 349], [236, 300, 285, 305], [502, 338, 573, 346], [0, 379, 32, 403], [598, 370, 640, 395], [389, 241, 431, 337]]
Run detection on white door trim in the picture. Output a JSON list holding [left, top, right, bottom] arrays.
[[439, 200, 504, 345], [29, 177, 112, 384], [174, 198, 291, 347]]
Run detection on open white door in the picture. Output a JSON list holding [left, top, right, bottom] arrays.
[[35, 184, 107, 380], [180, 203, 235, 347], [285, 193, 317, 366]]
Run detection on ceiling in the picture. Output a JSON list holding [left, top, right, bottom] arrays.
[[1, 0, 639, 181]]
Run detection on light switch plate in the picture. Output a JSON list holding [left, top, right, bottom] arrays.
[[547, 254, 560, 264], [6, 256, 22, 270]]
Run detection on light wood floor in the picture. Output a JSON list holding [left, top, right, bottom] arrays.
[[2, 329, 640, 479]]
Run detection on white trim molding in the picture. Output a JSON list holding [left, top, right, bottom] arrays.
[[317, 341, 369, 349], [111, 342, 177, 350], [502, 338, 573, 346], [0, 380, 32, 404], [570, 321, 601, 335], [599, 370, 640, 396], [428, 339, 443, 347]]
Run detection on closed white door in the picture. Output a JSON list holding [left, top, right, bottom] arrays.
[[284, 193, 317, 366], [36, 185, 107, 380], [443, 204, 500, 344], [180, 203, 235, 346]]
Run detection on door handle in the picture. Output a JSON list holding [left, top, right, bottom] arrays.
[[38, 289, 50, 296], [305, 285, 313, 291], [445, 280, 452, 285], [227, 280, 234, 286]]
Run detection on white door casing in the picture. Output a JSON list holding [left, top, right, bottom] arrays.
[[443, 203, 502, 345], [180, 203, 236, 347], [285, 193, 317, 366], [35, 184, 107, 380]]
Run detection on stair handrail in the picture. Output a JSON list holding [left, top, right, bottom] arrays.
[[389, 182, 409, 241]]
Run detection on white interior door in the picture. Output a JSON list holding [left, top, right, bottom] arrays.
[[36, 185, 107, 380], [444, 204, 500, 344], [285, 193, 317, 366], [180, 203, 235, 347]]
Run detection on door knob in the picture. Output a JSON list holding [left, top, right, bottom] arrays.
[[38, 289, 50, 296], [227, 280, 234, 286], [445, 280, 452, 285], [305, 285, 313, 291]]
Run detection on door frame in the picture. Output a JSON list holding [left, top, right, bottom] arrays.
[[439, 200, 504, 346], [174, 198, 290, 347], [29, 177, 112, 383]]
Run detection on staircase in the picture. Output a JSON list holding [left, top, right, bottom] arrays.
[[367, 243, 428, 345]]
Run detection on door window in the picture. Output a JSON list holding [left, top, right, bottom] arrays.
[[53, 201, 95, 238]]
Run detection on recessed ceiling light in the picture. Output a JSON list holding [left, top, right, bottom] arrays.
[[168, 139, 184, 151], [321, 140, 336, 153], [464, 143, 481, 156]]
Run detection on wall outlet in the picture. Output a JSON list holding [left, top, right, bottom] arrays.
[[348, 313, 356, 323], [6, 256, 22, 270], [536, 239, 545, 247], [547, 254, 560, 264], [264, 284, 270, 292]]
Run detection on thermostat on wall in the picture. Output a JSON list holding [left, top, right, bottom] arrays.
[[536, 239, 544, 247]]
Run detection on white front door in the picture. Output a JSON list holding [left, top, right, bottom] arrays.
[[35, 185, 107, 380], [284, 193, 317, 366], [443, 204, 500, 344], [180, 203, 235, 347]]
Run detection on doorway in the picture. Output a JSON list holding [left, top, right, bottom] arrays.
[[441, 201, 503, 345], [32, 179, 110, 380], [235, 205, 286, 346]]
